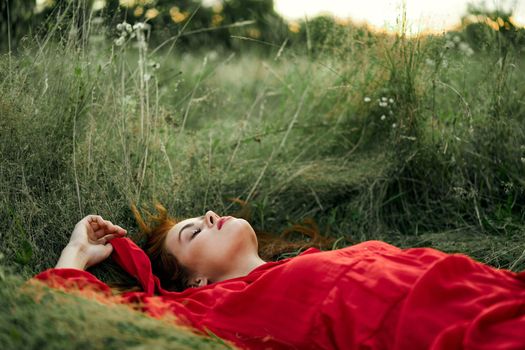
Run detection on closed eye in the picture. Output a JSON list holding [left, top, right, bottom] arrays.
[[191, 228, 201, 239]]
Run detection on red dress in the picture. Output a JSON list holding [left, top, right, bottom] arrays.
[[34, 238, 525, 349]]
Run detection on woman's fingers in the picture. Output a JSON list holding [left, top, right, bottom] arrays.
[[96, 231, 126, 245], [84, 215, 127, 240], [93, 221, 126, 239], [112, 224, 127, 235], [87, 215, 105, 232]]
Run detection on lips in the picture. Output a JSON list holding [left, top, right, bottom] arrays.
[[217, 216, 231, 230]]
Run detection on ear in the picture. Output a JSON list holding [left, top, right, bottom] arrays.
[[188, 275, 209, 288]]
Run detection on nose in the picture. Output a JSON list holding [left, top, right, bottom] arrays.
[[205, 210, 220, 228]]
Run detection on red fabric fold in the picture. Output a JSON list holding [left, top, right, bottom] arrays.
[[32, 239, 525, 350], [34, 268, 112, 295], [110, 237, 157, 295]]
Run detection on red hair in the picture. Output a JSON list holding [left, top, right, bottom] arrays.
[[131, 203, 190, 292]]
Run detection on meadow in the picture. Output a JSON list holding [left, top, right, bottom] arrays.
[[1, 14, 525, 348]]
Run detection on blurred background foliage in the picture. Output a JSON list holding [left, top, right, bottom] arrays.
[[1, 0, 525, 54]]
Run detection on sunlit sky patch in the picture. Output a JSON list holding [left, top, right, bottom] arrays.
[[273, 0, 525, 35], [37, 0, 525, 36]]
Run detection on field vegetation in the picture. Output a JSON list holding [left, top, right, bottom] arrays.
[[1, 2, 524, 348]]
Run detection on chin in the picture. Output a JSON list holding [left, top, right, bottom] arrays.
[[227, 218, 258, 247], [227, 217, 254, 234]]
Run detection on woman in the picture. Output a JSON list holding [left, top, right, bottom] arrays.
[[36, 207, 525, 350]]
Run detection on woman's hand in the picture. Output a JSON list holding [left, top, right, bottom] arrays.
[[55, 215, 127, 270]]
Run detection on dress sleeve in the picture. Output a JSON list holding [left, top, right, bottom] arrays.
[[32, 268, 112, 295]]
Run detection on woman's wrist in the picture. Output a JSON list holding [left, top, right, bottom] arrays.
[[55, 242, 89, 270]]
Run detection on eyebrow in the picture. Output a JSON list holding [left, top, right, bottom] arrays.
[[178, 215, 205, 242]]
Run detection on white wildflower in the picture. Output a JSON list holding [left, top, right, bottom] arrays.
[[459, 42, 474, 56], [116, 23, 123, 31], [364, 97, 371, 103], [380, 115, 386, 121], [392, 123, 397, 128], [125, 23, 133, 33], [381, 97, 388, 102], [114, 36, 125, 46], [389, 98, 394, 104], [521, 157, 525, 164], [133, 22, 145, 31], [379, 101, 388, 108]]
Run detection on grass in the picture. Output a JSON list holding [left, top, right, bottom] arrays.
[[1, 13, 525, 349], [0, 275, 235, 349]]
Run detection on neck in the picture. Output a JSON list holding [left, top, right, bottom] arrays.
[[216, 255, 267, 282]]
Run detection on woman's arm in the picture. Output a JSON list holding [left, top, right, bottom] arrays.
[[55, 215, 127, 270]]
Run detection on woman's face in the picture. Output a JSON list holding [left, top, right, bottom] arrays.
[[165, 211, 259, 283]]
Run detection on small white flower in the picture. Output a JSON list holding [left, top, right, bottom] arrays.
[[458, 42, 474, 56], [389, 98, 394, 104], [459, 42, 468, 50], [116, 23, 123, 31], [133, 22, 145, 31], [521, 157, 525, 164], [380, 115, 386, 120], [392, 123, 397, 128], [381, 97, 388, 102], [125, 23, 133, 33], [364, 97, 371, 103], [379, 101, 388, 107], [114, 36, 125, 46]]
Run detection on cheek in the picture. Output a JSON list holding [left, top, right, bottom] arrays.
[[203, 221, 254, 258], [182, 220, 257, 271]]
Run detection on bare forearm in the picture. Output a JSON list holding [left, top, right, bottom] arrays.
[[55, 243, 89, 270]]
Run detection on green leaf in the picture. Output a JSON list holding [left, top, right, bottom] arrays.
[[14, 240, 33, 265]]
